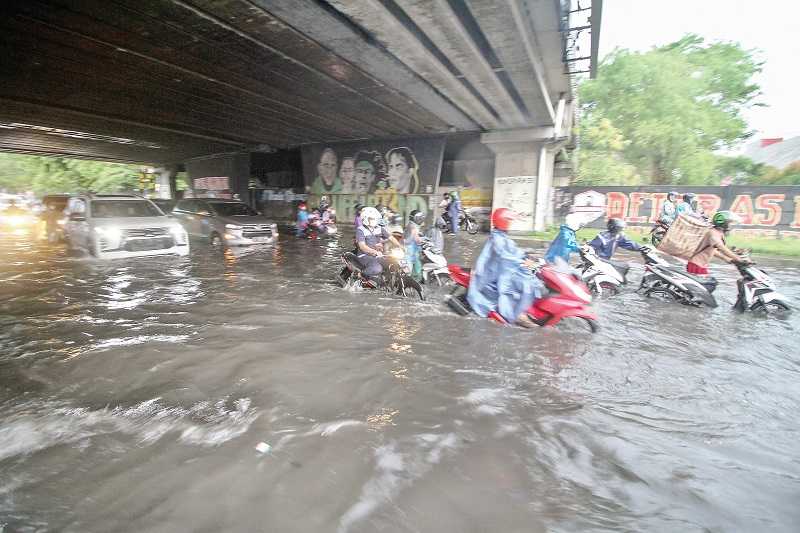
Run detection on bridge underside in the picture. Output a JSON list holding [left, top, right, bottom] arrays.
[[0, 0, 590, 165]]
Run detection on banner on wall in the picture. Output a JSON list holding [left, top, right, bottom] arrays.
[[493, 176, 536, 231], [557, 186, 800, 238]]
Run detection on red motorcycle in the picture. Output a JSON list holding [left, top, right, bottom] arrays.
[[446, 263, 599, 332]]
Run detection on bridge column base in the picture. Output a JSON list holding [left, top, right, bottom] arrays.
[[480, 128, 558, 232]]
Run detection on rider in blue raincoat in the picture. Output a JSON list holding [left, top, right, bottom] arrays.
[[447, 191, 461, 234], [544, 213, 583, 264], [588, 218, 642, 260], [467, 208, 543, 327]]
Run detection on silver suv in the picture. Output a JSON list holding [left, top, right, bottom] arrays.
[[172, 199, 278, 246], [63, 194, 189, 259]]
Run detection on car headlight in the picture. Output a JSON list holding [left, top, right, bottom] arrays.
[[5, 215, 34, 226], [390, 248, 405, 259], [225, 224, 243, 232], [169, 224, 187, 242], [95, 226, 122, 240]]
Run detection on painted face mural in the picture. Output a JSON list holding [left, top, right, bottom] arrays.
[[354, 161, 374, 193], [339, 157, 355, 193], [386, 148, 418, 194], [317, 148, 337, 185]]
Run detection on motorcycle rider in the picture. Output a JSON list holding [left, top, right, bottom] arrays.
[[544, 213, 583, 265], [588, 218, 642, 260], [676, 193, 700, 218], [356, 206, 401, 283], [447, 190, 462, 234], [660, 191, 680, 225], [404, 210, 425, 281], [686, 210, 750, 275], [467, 208, 543, 328], [295, 201, 309, 236]]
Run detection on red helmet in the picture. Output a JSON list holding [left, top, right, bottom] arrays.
[[491, 208, 517, 231], [298, 202, 307, 210]]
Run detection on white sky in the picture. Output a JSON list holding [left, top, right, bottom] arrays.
[[599, 0, 800, 145]]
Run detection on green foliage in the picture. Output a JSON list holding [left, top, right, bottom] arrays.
[[713, 155, 766, 184], [578, 34, 763, 185], [758, 161, 800, 185], [575, 117, 640, 185], [0, 153, 141, 195]]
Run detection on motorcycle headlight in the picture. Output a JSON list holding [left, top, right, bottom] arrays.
[[391, 248, 405, 259]]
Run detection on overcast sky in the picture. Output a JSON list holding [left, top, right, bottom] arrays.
[[599, 0, 800, 144]]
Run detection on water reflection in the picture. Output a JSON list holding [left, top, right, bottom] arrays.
[[0, 233, 798, 532]]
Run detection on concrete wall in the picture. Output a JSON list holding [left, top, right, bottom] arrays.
[[557, 186, 800, 238], [185, 153, 251, 202]]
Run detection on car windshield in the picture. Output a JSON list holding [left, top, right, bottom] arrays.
[[209, 202, 257, 217], [91, 200, 163, 218]]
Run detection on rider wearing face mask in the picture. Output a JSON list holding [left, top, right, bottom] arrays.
[[356, 206, 401, 281], [588, 218, 642, 260], [467, 208, 543, 328]]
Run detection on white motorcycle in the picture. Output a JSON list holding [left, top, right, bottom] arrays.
[[733, 262, 791, 314], [419, 237, 449, 286], [577, 244, 629, 296]]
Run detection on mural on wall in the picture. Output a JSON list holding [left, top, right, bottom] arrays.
[[302, 137, 445, 222], [557, 186, 800, 238], [493, 176, 536, 231]]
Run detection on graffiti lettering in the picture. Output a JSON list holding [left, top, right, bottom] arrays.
[[729, 194, 754, 225], [627, 192, 650, 223], [697, 194, 722, 216], [606, 192, 628, 220], [793, 196, 800, 229], [649, 193, 667, 223], [753, 194, 785, 226]]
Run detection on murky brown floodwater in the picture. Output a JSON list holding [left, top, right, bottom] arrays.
[[1, 230, 799, 532]]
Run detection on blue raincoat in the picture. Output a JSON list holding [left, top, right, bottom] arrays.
[[467, 230, 542, 323], [544, 225, 579, 264], [588, 230, 641, 260]]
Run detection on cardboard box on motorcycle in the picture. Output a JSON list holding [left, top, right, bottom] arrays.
[[657, 214, 712, 260]]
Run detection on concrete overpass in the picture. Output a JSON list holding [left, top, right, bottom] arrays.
[[0, 0, 601, 230]]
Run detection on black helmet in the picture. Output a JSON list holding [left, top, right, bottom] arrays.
[[354, 203, 363, 214], [683, 192, 696, 203], [607, 218, 626, 233], [389, 213, 403, 226], [409, 209, 425, 225], [667, 191, 679, 201]]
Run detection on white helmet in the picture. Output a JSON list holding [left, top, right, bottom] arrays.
[[565, 213, 584, 232], [361, 206, 381, 228]]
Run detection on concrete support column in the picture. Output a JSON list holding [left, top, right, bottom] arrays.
[[481, 127, 556, 232], [153, 165, 178, 199]]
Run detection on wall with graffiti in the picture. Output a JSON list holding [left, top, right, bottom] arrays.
[[301, 137, 446, 223], [556, 186, 800, 238]]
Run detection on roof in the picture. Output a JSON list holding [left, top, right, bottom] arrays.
[[744, 136, 800, 169]]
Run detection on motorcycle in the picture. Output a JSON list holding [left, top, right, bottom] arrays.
[[577, 244, 629, 296], [419, 237, 449, 286], [637, 248, 718, 307], [305, 210, 337, 238], [648, 220, 670, 247], [337, 246, 425, 300], [445, 261, 599, 332], [733, 262, 791, 314], [437, 210, 479, 234]]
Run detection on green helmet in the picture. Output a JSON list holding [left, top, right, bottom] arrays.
[[712, 210, 734, 229]]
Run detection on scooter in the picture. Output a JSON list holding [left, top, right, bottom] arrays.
[[648, 220, 670, 247], [445, 262, 599, 332], [733, 262, 791, 314], [337, 246, 424, 300], [577, 244, 629, 296], [637, 248, 718, 307], [419, 237, 449, 286], [437, 210, 479, 234]]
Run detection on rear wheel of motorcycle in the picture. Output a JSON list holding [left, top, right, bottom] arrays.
[[465, 219, 478, 235], [645, 287, 678, 301], [651, 232, 664, 247], [752, 300, 791, 316]]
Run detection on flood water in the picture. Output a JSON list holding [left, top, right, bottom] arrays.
[[1, 230, 799, 532]]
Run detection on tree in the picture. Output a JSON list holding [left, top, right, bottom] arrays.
[[713, 155, 765, 184], [575, 117, 639, 185], [758, 162, 800, 185], [0, 153, 142, 195], [578, 34, 763, 185]]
